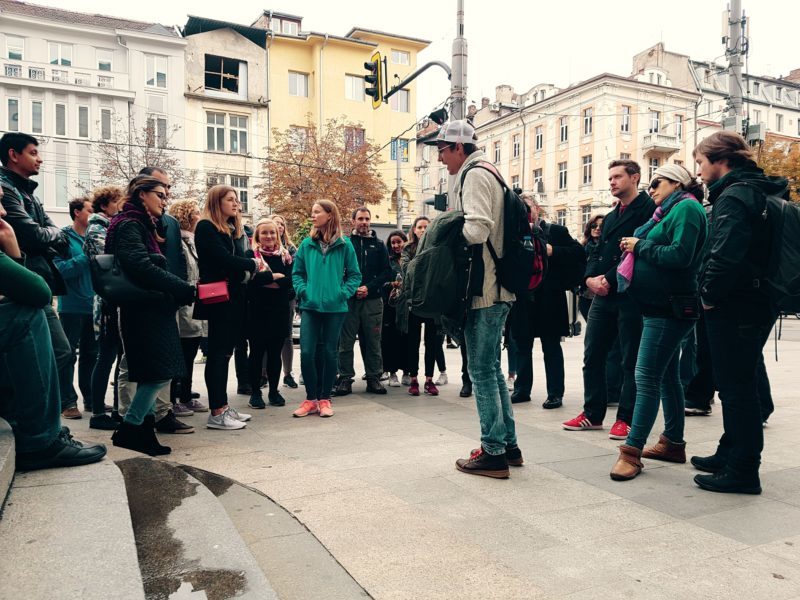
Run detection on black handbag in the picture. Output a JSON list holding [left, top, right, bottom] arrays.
[[669, 294, 701, 320], [90, 253, 166, 307]]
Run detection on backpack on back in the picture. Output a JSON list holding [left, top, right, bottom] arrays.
[[761, 194, 800, 312], [459, 161, 548, 294]]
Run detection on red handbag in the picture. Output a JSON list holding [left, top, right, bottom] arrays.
[[197, 280, 229, 304]]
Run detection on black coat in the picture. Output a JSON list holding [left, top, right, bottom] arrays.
[[0, 167, 68, 295], [113, 220, 195, 382], [585, 191, 656, 295], [349, 231, 393, 299], [511, 221, 584, 339], [245, 251, 294, 339]]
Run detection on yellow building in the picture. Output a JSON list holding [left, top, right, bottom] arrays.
[[184, 11, 429, 229]]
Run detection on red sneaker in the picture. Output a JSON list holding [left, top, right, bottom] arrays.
[[424, 381, 439, 396], [562, 412, 603, 431], [408, 379, 420, 396], [608, 420, 631, 440]]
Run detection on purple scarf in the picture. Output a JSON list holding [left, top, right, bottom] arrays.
[[105, 200, 162, 255]]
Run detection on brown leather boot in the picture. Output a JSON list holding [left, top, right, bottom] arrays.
[[610, 445, 643, 481], [642, 434, 686, 463]]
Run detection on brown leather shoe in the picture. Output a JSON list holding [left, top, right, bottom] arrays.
[[610, 445, 643, 481], [61, 407, 82, 420], [642, 434, 686, 463]]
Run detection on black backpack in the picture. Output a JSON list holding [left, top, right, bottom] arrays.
[[459, 161, 548, 294], [760, 193, 800, 312]]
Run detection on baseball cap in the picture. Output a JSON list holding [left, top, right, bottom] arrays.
[[425, 120, 477, 145]]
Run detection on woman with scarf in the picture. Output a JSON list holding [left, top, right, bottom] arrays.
[[246, 218, 294, 409], [106, 176, 195, 455], [610, 164, 708, 481], [272, 214, 300, 389], [291, 200, 361, 418], [381, 229, 408, 387]]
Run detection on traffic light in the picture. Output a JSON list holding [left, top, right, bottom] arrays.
[[364, 51, 383, 109]]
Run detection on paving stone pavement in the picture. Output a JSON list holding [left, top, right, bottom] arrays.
[[72, 317, 800, 600]]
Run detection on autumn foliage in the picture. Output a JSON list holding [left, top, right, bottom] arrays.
[[757, 135, 800, 202], [256, 115, 388, 228]]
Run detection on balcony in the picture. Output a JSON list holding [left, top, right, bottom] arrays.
[[4, 64, 22, 78], [28, 67, 45, 80], [641, 133, 681, 155], [98, 75, 114, 88], [52, 69, 69, 83], [74, 73, 92, 86]]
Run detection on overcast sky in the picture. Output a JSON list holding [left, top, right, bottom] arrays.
[[61, 0, 799, 120]]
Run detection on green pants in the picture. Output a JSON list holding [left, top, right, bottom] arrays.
[[337, 297, 384, 380]]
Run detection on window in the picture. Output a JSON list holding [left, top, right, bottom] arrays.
[[77, 106, 89, 138], [100, 108, 111, 140], [581, 205, 592, 227], [512, 134, 520, 159], [344, 126, 365, 151], [31, 101, 42, 134], [204, 55, 245, 94], [621, 105, 631, 133], [558, 161, 567, 190], [422, 172, 430, 190], [145, 54, 167, 88], [55, 170, 69, 207], [753, 109, 761, 124], [423, 145, 431, 161], [776, 113, 784, 132], [511, 175, 519, 189], [559, 116, 568, 143], [97, 49, 113, 72], [206, 112, 225, 152], [620, 152, 631, 160], [147, 116, 167, 148], [390, 89, 409, 113], [345, 74, 364, 101], [206, 174, 223, 188], [776, 87, 783, 102], [533, 168, 543, 189], [48, 42, 72, 66], [582, 155, 592, 185], [288, 71, 309, 97], [289, 126, 309, 152], [7, 35, 23, 60], [229, 115, 248, 154], [230, 175, 248, 213], [753, 81, 760, 95], [649, 157, 660, 180], [534, 126, 543, 151], [556, 209, 567, 227], [391, 49, 410, 65], [7, 99, 19, 132], [55, 103, 66, 136], [649, 111, 660, 134], [493, 141, 501, 164], [675, 115, 684, 141], [583, 108, 593, 135], [390, 139, 409, 162]]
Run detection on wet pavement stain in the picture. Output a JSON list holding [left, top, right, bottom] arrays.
[[117, 458, 247, 600], [178, 465, 234, 498]]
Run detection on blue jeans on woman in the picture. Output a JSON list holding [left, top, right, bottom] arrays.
[[124, 380, 171, 426], [626, 317, 695, 450], [300, 310, 347, 401]]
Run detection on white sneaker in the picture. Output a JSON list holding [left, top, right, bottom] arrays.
[[401, 373, 411, 386], [435, 372, 448, 386], [506, 376, 515, 392], [388, 373, 400, 387], [380, 372, 389, 381], [227, 406, 252, 422], [207, 409, 246, 430]]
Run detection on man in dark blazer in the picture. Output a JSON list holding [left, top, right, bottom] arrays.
[[563, 160, 655, 440], [511, 195, 585, 409]]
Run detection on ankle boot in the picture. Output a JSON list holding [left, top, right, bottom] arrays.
[[610, 445, 643, 481], [642, 434, 686, 463], [112, 421, 170, 456]]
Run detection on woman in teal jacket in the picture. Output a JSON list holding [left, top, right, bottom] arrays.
[[610, 165, 708, 481], [291, 200, 361, 418]]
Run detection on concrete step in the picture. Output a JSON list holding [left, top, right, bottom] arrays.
[[0, 418, 13, 515], [179, 465, 371, 600], [0, 458, 145, 600], [117, 457, 277, 600]]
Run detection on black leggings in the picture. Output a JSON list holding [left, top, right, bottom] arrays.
[[171, 337, 201, 404], [407, 314, 443, 378], [249, 335, 285, 394]]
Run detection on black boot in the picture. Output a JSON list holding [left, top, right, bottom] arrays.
[[268, 391, 286, 407], [694, 467, 761, 495], [248, 391, 266, 409], [112, 421, 171, 456], [690, 453, 727, 473], [459, 380, 473, 398], [366, 378, 387, 394]]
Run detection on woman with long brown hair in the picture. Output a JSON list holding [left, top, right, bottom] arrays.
[[195, 185, 270, 430], [291, 200, 361, 418], [271, 214, 299, 388]]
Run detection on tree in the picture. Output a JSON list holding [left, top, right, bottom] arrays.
[[757, 135, 800, 201], [256, 115, 388, 228]]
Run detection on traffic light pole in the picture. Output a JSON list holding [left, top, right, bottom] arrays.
[[383, 61, 452, 103]]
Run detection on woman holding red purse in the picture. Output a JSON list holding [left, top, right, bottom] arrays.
[[195, 185, 271, 430]]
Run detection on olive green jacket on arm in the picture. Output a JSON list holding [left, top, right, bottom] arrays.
[[0, 251, 52, 308]]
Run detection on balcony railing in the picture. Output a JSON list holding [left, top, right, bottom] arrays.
[[641, 133, 681, 154], [28, 67, 45, 80], [98, 75, 114, 88], [4, 64, 22, 78], [52, 69, 68, 83], [74, 73, 92, 86]]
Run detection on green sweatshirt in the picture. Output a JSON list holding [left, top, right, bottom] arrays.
[[628, 199, 708, 312], [0, 251, 52, 307], [292, 235, 361, 313]]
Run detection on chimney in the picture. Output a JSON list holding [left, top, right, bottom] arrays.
[[481, 97, 490, 108], [785, 68, 800, 84]]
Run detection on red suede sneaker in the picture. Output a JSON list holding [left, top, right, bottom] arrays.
[[608, 420, 631, 440], [562, 412, 603, 431]]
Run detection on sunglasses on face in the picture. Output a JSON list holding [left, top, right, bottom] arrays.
[[437, 144, 455, 155], [590, 223, 601, 230], [649, 178, 664, 190], [150, 190, 167, 201]]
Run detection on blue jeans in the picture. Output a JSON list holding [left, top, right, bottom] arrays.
[[124, 380, 170, 426], [43, 304, 74, 411], [465, 303, 516, 455], [626, 317, 695, 450], [300, 310, 347, 401], [0, 304, 61, 453]]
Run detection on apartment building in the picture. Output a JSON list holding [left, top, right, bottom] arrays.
[[0, 0, 185, 226]]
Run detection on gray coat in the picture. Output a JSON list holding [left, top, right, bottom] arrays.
[[176, 230, 204, 338]]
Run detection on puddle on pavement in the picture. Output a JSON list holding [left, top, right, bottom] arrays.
[[117, 458, 247, 600]]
